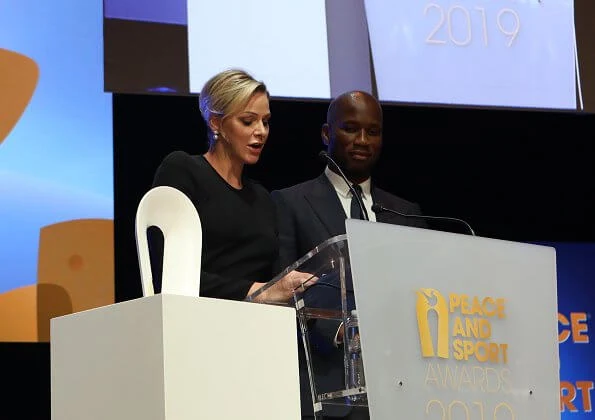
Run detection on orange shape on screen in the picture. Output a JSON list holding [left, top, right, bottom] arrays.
[[37, 219, 115, 315], [0, 285, 38, 341], [0, 219, 115, 342], [0, 48, 39, 144], [0, 284, 72, 342]]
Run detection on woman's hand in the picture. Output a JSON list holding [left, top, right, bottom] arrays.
[[250, 270, 317, 303]]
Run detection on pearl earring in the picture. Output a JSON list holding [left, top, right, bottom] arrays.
[[213, 131, 219, 141]]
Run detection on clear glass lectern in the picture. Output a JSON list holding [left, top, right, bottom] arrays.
[[246, 234, 368, 418], [248, 220, 561, 420]]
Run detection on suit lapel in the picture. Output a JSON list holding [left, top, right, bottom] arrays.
[[304, 174, 347, 237]]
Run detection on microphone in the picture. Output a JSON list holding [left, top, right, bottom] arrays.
[[318, 150, 369, 221], [371, 202, 476, 236]]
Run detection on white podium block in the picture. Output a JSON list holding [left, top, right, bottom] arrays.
[[51, 294, 300, 420]]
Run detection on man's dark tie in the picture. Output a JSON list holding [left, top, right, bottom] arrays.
[[350, 184, 364, 220]]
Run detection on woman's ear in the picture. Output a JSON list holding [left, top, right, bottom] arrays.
[[209, 116, 221, 134]]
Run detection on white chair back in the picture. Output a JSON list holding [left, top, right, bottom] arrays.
[[135, 186, 202, 297]]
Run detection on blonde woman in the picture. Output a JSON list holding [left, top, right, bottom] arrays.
[[152, 69, 311, 302]]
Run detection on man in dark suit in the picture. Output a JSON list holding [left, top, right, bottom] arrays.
[[272, 91, 426, 419]]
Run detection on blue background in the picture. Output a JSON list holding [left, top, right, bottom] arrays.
[[554, 242, 595, 417], [0, 0, 113, 294]]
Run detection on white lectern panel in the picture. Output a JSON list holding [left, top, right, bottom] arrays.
[[346, 220, 559, 420]]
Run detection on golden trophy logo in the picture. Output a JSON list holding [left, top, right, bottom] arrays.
[[416, 288, 449, 359], [416, 289, 508, 363], [419, 289, 513, 416]]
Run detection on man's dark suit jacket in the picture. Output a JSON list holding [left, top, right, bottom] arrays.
[[272, 173, 426, 418]]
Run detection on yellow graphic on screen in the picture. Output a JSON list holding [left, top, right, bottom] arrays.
[[0, 219, 114, 342], [416, 288, 449, 358], [0, 48, 39, 144]]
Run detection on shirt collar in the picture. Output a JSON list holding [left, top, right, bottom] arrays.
[[324, 166, 372, 200]]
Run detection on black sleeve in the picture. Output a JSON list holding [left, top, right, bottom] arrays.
[[271, 189, 299, 274], [196, 271, 254, 301], [149, 152, 254, 300]]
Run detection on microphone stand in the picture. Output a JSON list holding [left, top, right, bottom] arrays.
[[371, 203, 476, 236]]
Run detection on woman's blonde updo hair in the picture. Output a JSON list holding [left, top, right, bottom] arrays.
[[199, 69, 268, 145]]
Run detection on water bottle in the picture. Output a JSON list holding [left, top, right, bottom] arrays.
[[345, 310, 367, 403]]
